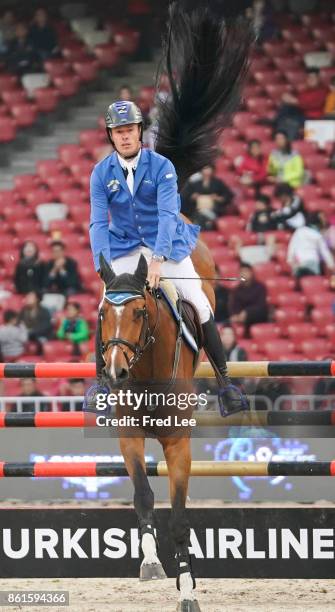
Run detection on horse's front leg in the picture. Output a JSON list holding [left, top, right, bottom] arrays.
[[119, 436, 166, 581], [159, 436, 201, 612]]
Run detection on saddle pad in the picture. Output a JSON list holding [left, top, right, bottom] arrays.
[[159, 287, 198, 353], [105, 291, 142, 305]]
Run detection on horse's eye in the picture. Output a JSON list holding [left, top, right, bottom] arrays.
[[134, 308, 144, 320]]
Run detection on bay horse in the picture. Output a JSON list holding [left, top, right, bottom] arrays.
[[97, 238, 215, 612]]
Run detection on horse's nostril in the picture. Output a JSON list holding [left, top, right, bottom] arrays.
[[116, 367, 129, 381]]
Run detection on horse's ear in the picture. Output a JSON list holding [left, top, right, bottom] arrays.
[[99, 252, 115, 286], [134, 254, 148, 285]]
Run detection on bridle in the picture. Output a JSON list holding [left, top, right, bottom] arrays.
[[99, 287, 160, 371]]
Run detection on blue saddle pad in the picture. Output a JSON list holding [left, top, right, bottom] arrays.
[[159, 287, 198, 354]]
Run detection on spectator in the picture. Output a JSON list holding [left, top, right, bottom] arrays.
[[246, 0, 276, 43], [61, 378, 86, 411], [118, 84, 133, 101], [19, 291, 52, 350], [249, 194, 277, 233], [220, 325, 248, 361], [28, 8, 59, 61], [43, 241, 82, 296], [0, 310, 28, 360], [0, 10, 16, 53], [56, 302, 90, 352], [267, 131, 305, 188], [6, 22, 40, 76], [235, 139, 268, 193], [324, 76, 335, 118], [287, 211, 335, 278], [184, 164, 234, 230], [271, 183, 306, 231], [16, 378, 50, 413], [14, 240, 45, 295], [276, 70, 328, 139], [228, 262, 268, 331]]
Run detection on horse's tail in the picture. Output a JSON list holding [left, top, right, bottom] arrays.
[[155, 0, 254, 191]]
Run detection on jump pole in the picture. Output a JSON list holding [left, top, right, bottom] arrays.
[[1, 411, 335, 427], [0, 460, 334, 477], [0, 361, 334, 378]]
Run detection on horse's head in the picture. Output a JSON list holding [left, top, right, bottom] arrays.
[[98, 253, 154, 385]]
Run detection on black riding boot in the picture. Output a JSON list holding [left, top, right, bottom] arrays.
[[83, 317, 109, 412], [201, 316, 249, 416]]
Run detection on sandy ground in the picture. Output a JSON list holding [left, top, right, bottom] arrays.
[[0, 577, 334, 612]]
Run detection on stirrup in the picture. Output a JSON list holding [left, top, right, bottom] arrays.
[[83, 382, 110, 413], [218, 383, 250, 417]]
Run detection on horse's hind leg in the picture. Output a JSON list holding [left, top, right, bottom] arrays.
[[160, 436, 201, 612], [119, 436, 166, 581]]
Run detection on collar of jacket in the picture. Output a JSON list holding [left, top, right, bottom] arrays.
[[110, 148, 149, 196]]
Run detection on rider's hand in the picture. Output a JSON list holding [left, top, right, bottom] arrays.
[[147, 260, 162, 289]]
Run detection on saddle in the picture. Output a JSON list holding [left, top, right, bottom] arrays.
[[158, 280, 204, 353]]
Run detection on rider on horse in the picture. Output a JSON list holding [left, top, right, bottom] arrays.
[[89, 100, 249, 416]]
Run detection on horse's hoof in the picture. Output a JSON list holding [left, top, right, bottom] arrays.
[[177, 600, 201, 612], [140, 562, 167, 581]]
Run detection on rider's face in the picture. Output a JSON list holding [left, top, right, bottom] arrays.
[[111, 124, 141, 159]]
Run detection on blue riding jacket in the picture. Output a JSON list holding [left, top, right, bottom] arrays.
[[89, 148, 200, 271]]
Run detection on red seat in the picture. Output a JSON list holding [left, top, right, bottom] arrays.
[[73, 60, 99, 82], [264, 83, 293, 100], [114, 29, 139, 55], [312, 26, 335, 41], [276, 292, 307, 309], [25, 187, 54, 207], [263, 339, 295, 360], [59, 189, 86, 206], [93, 44, 120, 68], [264, 276, 295, 298], [272, 57, 301, 73], [222, 141, 247, 161], [282, 27, 310, 42], [210, 247, 235, 263], [296, 184, 323, 200], [36, 159, 65, 179], [304, 197, 335, 214], [274, 307, 305, 326], [44, 175, 77, 194], [315, 170, 335, 195], [285, 71, 308, 87], [300, 339, 332, 360], [48, 220, 75, 235], [250, 56, 273, 72], [14, 174, 39, 192], [308, 292, 334, 308], [0, 75, 19, 90], [254, 71, 283, 85], [11, 103, 38, 127], [229, 230, 258, 246], [253, 262, 281, 281], [53, 75, 80, 97], [79, 129, 105, 148], [58, 144, 86, 166], [2, 90, 27, 105], [250, 323, 281, 342], [291, 140, 318, 156], [243, 125, 272, 141], [216, 216, 244, 234], [238, 200, 255, 220], [62, 44, 88, 62], [44, 59, 72, 78], [43, 340, 74, 362], [311, 307, 334, 325], [304, 155, 329, 174], [13, 219, 41, 236], [287, 323, 318, 343], [200, 231, 224, 248], [232, 112, 256, 132], [245, 97, 274, 115], [0, 117, 16, 142], [300, 275, 329, 296], [33, 88, 60, 112]]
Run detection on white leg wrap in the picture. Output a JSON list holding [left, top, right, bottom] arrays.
[[179, 570, 195, 601], [141, 533, 160, 565]]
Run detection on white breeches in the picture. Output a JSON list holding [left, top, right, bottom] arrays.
[[109, 246, 212, 324]]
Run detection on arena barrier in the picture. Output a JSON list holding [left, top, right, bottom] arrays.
[[0, 360, 334, 378], [0, 460, 334, 477], [1, 410, 335, 427]]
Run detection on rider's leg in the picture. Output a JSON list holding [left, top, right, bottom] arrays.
[[161, 256, 249, 416]]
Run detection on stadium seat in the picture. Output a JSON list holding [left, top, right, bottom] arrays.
[[44, 59, 72, 78], [73, 60, 99, 82], [304, 197, 335, 214], [199, 231, 224, 248], [58, 188, 86, 206], [276, 292, 307, 309], [307, 292, 334, 308], [33, 88, 60, 113], [287, 323, 318, 343], [232, 112, 256, 132], [0, 74, 19, 90], [315, 170, 335, 195], [274, 307, 305, 326], [44, 175, 76, 194], [253, 261, 282, 280], [296, 184, 323, 200], [263, 41, 292, 57], [300, 339, 332, 360], [311, 307, 334, 326], [245, 97, 274, 115], [53, 75, 81, 97], [93, 44, 120, 68], [243, 125, 272, 141], [79, 129, 105, 148], [238, 200, 256, 221], [264, 83, 293, 100], [58, 144, 86, 166], [2, 90, 27, 105], [300, 275, 329, 296], [250, 323, 281, 342], [43, 340, 75, 362], [285, 70, 308, 86], [0, 117, 17, 142], [216, 216, 244, 234], [14, 174, 39, 192], [264, 276, 295, 298], [11, 103, 38, 128], [263, 339, 295, 360], [36, 159, 65, 179], [222, 141, 247, 161], [254, 71, 284, 85], [25, 188, 54, 207]]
